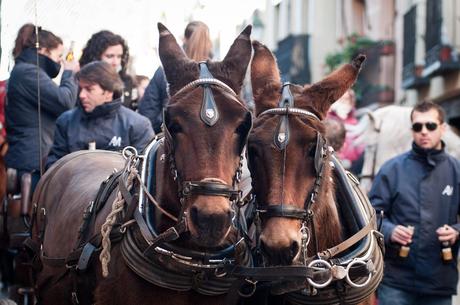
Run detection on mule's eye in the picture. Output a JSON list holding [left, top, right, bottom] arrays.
[[235, 123, 247, 136], [168, 122, 183, 134], [308, 144, 316, 158]]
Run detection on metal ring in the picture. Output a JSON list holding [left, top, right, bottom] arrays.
[[307, 259, 333, 288], [214, 267, 227, 278], [238, 278, 257, 297], [122, 146, 138, 160], [345, 259, 372, 288]]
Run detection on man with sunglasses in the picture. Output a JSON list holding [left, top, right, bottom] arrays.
[[370, 101, 460, 305]]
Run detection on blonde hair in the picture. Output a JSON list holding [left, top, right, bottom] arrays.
[[184, 21, 212, 61]]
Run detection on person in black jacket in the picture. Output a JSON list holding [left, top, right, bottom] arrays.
[[138, 21, 212, 133], [79, 30, 136, 110], [5, 23, 79, 187], [370, 101, 460, 305], [46, 61, 154, 168]]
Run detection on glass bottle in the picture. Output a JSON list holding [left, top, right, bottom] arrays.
[[399, 225, 414, 258], [441, 241, 453, 263], [66, 41, 75, 62]]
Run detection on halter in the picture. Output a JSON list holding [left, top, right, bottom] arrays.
[[159, 62, 251, 240]]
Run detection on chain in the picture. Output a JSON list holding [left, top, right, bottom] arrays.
[[300, 221, 310, 267]]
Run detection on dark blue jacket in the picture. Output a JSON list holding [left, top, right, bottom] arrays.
[[138, 66, 168, 133], [370, 142, 460, 296], [5, 48, 78, 172], [46, 99, 154, 168]]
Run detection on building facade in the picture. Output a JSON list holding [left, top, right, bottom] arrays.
[[247, 0, 460, 131]]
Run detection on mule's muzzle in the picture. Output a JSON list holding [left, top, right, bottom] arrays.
[[189, 205, 232, 246], [259, 237, 300, 266]]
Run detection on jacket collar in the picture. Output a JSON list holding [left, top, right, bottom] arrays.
[[410, 141, 446, 167], [81, 98, 122, 119], [16, 48, 61, 78]]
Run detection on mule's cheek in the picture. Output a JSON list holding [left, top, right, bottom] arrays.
[[186, 197, 233, 246]]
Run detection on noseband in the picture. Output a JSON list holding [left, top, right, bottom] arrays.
[[162, 62, 250, 225], [256, 83, 328, 222]]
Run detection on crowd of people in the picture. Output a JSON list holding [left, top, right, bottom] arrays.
[[1, 21, 460, 305], [3, 21, 214, 191]]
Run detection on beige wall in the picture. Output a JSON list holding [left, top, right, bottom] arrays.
[[309, 0, 340, 82]]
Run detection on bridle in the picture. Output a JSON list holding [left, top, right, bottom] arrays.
[[254, 83, 328, 257], [229, 84, 382, 298], [158, 62, 252, 240]]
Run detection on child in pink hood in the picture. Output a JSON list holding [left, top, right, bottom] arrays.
[[327, 89, 365, 170]]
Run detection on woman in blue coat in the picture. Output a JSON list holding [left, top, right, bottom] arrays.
[[5, 24, 79, 187]]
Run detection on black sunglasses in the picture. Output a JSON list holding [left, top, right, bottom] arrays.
[[412, 122, 438, 132]]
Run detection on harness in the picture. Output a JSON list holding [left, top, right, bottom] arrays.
[[116, 62, 253, 295], [229, 84, 384, 303], [26, 62, 254, 302]]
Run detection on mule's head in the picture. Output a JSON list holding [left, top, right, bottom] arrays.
[[248, 41, 365, 265], [158, 23, 252, 247]]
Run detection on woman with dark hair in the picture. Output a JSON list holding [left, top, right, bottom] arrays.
[[138, 21, 213, 133], [79, 30, 136, 109], [5, 23, 79, 187], [46, 61, 154, 168]]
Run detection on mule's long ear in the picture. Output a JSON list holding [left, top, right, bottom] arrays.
[[304, 54, 366, 116], [216, 25, 252, 93], [251, 41, 282, 116], [158, 23, 196, 95]]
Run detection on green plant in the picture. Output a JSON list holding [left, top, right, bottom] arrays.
[[325, 33, 377, 72]]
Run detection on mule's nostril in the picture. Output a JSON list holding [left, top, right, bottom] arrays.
[[290, 241, 300, 258], [190, 206, 199, 225]]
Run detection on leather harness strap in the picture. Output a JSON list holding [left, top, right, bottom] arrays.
[[319, 213, 376, 260]]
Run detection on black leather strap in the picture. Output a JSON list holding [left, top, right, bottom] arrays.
[[182, 181, 240, 199], [143, 219, 187, 259], [257, 205, 307, 220]]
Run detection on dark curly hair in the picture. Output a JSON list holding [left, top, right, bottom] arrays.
[[79, 30, 130, 75]]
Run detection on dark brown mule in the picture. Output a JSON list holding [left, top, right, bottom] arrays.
[[31, 23, 253, 305], [246, 41, 381, 305]]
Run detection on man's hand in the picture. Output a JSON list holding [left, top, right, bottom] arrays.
[[436, 225, 459, 245], [390, 225, 414, 245]]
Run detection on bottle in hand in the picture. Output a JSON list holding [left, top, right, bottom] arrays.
[[66, 41, 75, 62], [399, 225, 414, 258], [441, 225, 453, 263]]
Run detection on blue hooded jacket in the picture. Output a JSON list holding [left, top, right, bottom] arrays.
[[5, 48, 78, 172], [46, 99, 154, 168], [370, 142, 460, 295], [138, 66, 168, 133]]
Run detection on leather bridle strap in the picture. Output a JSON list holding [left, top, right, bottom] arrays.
[[256, 205, 307, 219], [223, 261, 371, 282], [181, 181, 241, 200]]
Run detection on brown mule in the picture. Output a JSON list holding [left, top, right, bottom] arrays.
[[245, 40, 382, 305], [31, 23, 253, 305]]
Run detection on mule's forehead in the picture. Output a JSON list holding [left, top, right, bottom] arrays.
[[168, 89, 248, 123]]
